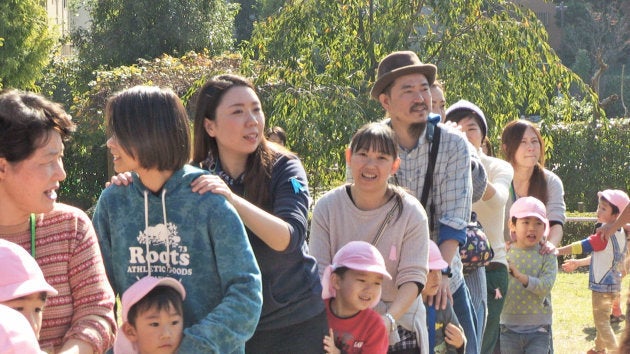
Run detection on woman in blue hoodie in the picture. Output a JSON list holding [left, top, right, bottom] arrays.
[[93, 86, 263, 353], [190, 74, 328, 353]]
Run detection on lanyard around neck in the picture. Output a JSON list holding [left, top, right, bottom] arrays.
[[29, 213, 36, 257]]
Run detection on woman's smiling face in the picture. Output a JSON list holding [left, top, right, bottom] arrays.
[[204, 86, 265, 159], [0, 131, 66, 222]]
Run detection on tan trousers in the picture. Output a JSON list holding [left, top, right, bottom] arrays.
[[593, 291, 618, 351]]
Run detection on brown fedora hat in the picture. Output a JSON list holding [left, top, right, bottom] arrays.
[[370, 51, 437, 100]]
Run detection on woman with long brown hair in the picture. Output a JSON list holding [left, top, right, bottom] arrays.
[[501, 119, 566, 248], [190, 74, 327, 353]]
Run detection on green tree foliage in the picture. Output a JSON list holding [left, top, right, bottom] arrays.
[[74, 0, 238, 70], [243, 0, 596, 190], [0, 0, 55, 89], [55, 52, 242, 209]]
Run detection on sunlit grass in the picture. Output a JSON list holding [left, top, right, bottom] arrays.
[[552, 271, 628, 353]]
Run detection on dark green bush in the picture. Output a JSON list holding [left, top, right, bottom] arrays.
[[547, 118, 630, 212]]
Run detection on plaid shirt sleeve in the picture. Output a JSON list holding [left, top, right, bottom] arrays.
[[433, 130, 473, 237]]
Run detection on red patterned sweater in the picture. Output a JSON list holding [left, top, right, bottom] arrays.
[[0, 203, 116, 353]]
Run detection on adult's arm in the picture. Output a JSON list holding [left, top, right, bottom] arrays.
[[437, 133, 473, 238], [469, 144, 488, 203], [480, 154, 513, 205], [179, 200, 263, 352], [386, 282, 421, 322], [432, 133, 472, 309], [545, 171, 566, 247], [191, 156, 310, 252], [309, 196, 334, 278], [62, 211, 116, 353]]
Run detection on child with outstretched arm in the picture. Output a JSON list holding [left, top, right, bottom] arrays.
[[558, 190, 629, 354]]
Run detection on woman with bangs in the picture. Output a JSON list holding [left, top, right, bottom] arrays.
[[501, 119, 566, 250], [310, 122, 430, 353], [189, 74, 328, 353]]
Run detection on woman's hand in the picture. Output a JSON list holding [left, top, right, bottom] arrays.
[[190, 174, 235, 204], [106, 171, 133, 187], [539, 240, 558, 256], [444, 322, 465, 349], [323, 329, 340, 354], [428, 275, 453, 311]]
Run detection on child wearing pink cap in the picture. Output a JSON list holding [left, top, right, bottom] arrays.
[[115, 276, 186, 354], [558, 189, 629, 354], [422, 240, 466, 353], [0, 239, 57, 341], [0, 304, 46, 354], [321, 241, 390, 354], [501, 196, 557, 354]]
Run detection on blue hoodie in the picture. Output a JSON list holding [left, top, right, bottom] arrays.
[[93, 165, 262, 353]]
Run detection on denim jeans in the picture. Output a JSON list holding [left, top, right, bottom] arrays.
[[452, 282, 478, 354], [500, 325, 551, 354]]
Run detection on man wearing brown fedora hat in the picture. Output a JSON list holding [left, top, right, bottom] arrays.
[[371, 50, 479, 354]]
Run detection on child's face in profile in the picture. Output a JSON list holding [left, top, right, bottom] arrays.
[[2, 292, 47, 338], [511, 216, 546, 247], [106, 135, 140, 174], [124, 303, 184, 354], [597, 199, 618, 224], [422, 269, 442, 297], [332, 269, 383, 315]]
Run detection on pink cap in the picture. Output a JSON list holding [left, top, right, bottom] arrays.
[[321, 241, 391, 307], [0, 239, 57, 303], [0, 304, 46, 353], [428, 240, 448, 270], [120, 276, 186, 323], [509, 196, 550, 238], [114, 276, 186, 354], [598, 189, 630, 213]]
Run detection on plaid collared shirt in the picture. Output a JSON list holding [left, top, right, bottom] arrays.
[[394, 123, 473, 291]]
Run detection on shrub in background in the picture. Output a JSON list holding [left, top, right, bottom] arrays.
[[547, 118, 630, 213]]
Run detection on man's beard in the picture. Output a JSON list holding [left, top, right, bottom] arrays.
[[408, 121, 427, 140]]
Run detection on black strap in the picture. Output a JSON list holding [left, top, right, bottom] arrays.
[[420, 125, 441, 207]]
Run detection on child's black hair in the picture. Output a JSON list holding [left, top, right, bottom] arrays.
[[127, 286, 184, 326], [332, 266, 350, 278]]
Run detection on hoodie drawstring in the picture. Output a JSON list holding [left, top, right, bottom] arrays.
[[143, 188, 170, 276], [144, 190, 151, 276], [161, 189, 169, 269]]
